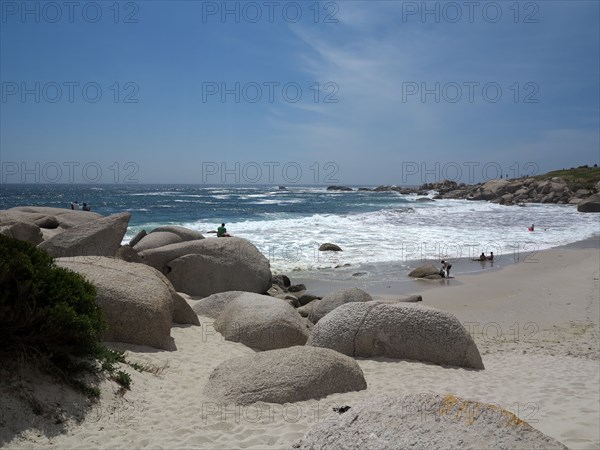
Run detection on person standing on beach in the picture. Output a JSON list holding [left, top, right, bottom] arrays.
[[441, 260, 452, 278]]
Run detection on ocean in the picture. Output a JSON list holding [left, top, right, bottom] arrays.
[[1, 183, 599, 283]]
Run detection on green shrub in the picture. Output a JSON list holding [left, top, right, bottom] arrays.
[[0, 235, 106, 360], [114, 370, 132, 390]]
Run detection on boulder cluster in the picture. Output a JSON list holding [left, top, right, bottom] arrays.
[[0, 206, 567, 447], [327, 169, 600, 212]]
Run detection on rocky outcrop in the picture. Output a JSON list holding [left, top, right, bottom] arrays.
[[292, 393, 567, 450], [191, 291, 246, 318], [318, 243, 342, 252], [213, 293, 309, 350], [138, 237, 272, 297], [408, 264, 443, 280], [203, 346, 367, 405], [0, 221, 43, 245], [326, 186, 353, 191], [133, 226, 204, 252], [55, 257, 179, 350], [308, 288, 373, 323], [38, 212, 130, 258], [577, 193, 600, 212], [308, 302, 484, 369]]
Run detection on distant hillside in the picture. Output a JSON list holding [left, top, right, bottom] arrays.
[[535, 165, 600, 190]]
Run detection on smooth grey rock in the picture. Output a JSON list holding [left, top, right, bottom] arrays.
[[408, 264, 443, 279], [133, 231, 183, 252], [309, 288, 372, 324], [308, 302, 484, 369], [298, 293, 320, 306], [38, 212, 130, 258], [128, 229, 147, 247], [150, 225, 204, 241], [292, 393, 567, 450], [0, 207, 101, 231], [214, 293, 309, 350], [297, 301, 317, 318], [204, 346, 366, 405], [191, 291, 246, 318], [55, 257, 176, 350], [33, 215, 59, 229], [114, 245, 143, 263], [0, 221, 43, 245], [577, 193, 600, 212], [138, 237, 272, 297], [172, 292, 200, 326]]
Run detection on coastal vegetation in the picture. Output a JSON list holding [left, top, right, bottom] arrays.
[[0, 235, 131, 398]]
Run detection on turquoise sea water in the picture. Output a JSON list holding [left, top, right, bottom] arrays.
[[2, 183, 598, 277]]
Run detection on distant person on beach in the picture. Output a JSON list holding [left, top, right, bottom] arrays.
[[479, 252, 486, 261], [82, 202, 91, 211], [487, 252, 494, 261], [217, 223, 231, 237], [528, 224, 535, 231], [440, 260, 452, 278]]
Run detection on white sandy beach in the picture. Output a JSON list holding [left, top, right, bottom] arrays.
[[2, 243, 599, 449]]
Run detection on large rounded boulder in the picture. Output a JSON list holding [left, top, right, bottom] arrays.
[[308, 288, 372, 323], [292, 393, 567, 449], [408, 264, 443, 279], [38, 212, 131, 258], [133, 225, 204, 252], [55, 256, 187, 350], [138, 237, 272, 297], [191, 291, 246, 318], [214, 293, 309, 350], [203, 346, 367, 405], [308, 302, 484, 369], [577, 193, 600, 212]]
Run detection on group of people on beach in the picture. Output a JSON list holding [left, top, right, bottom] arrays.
[[70, 201, 91, 211], [473, 252, 494, 262]]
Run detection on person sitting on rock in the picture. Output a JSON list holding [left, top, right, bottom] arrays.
[[82, 202, 91, 211], [217, 223, 231, 237]]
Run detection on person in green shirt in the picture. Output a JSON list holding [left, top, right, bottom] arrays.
[[217, 223, 231, 237]]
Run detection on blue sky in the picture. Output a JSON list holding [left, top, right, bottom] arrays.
[[1, 0, 599, 185]]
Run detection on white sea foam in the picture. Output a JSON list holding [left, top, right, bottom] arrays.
[[184, 200, 599, 273]]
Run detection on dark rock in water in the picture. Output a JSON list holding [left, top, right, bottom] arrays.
[[577, 194, 600, 212], [272, 274, 291, 289], [357, 188, 371, 191], [278, 186, 287, 190], [335, 263, 352, 268], [415, 197, 434, 202], [288, 283, 307, 293], [298, 293, 320, 306], [128, 229, 147, 247], [319, 243, 342, 251], [327, 186, 353, 191], [352, 272, 367, 277]]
